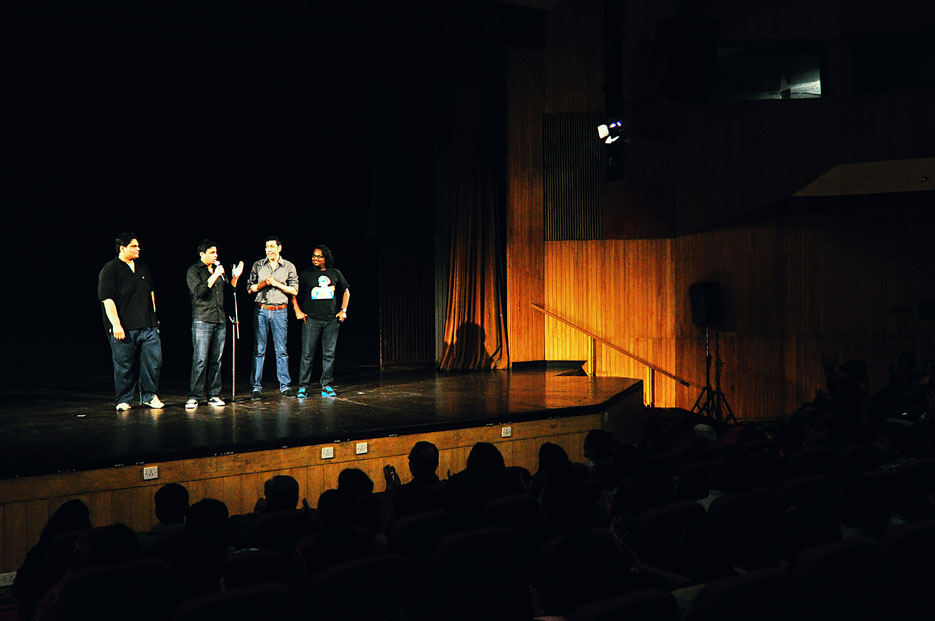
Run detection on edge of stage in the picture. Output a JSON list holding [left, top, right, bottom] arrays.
[[0, 363, 644, 480]]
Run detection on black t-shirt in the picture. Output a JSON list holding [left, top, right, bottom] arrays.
[[98, 257, 158, 331], [298, 267, 349, 321]]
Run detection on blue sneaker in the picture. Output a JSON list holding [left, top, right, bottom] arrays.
[[297, 387, 307, 399], [321, 386, 336, 398]]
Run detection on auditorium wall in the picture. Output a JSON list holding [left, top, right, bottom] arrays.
[[505, 1, 935, 418]]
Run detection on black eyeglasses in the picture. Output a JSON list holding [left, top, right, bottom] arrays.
[[312, 254, 324, 258]]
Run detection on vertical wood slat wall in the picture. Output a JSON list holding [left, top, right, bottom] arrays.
[[543, 239, 677, 406], [0, 415, 600, 574], [543, 112, 603, 241], [506, 0, 606, 364], [528, 204, 935, 418], [504, 0, 935, 417]]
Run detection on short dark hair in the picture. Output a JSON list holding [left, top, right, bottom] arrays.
[[115, 232, 137, 254], [197, 239, 218, 255], [154, 483, 189, 525], [264, 475, 299, 511], [314, 244, 334, 268], [409, 441, 439, 478], [265, 235, 282, 247], [185, 498, 229, 538], [337, 468, 374, 497]]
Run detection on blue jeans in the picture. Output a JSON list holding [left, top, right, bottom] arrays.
[[299, 318, 340, 389], [252, 306, 290, 392], [189, 320, 226, 400], [108, 326, 163, 405]]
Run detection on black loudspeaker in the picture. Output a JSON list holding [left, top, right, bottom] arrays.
[[655, 15, 718, 103], [690, 282, 723, 327]]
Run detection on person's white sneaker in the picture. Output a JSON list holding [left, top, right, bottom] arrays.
[[143, 396, 165, 409], [207, 397, 225, 406], [185, 399, 198, 410], [116, 402, 131, 412]]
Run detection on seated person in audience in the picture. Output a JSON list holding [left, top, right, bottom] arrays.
[[174, 498, 231, 599], [697, 455, 745, 512], [821, 355, 871, 443], [889, 351, 922, 407], [338, 468, 374, 497], [685, 423, 720, 462], [534, 442, 608, 536], [383, 441, 445, 524], [152, 482, 189, 529], [531, 442, 574, 499], [584, 429, 621, 492], [261, 474, 301, 512], [14, 500, 92, 620], [298, 489, 383, 579], [138, 483, 189, 551], [465, 441, 525, 498], [230, 474, 301, 545], [338, 468, 382, 533], [443, 442, 529, 532], [33, 523, 141, 621]]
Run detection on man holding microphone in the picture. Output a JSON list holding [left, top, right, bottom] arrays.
[[185, 239, 243, 409]]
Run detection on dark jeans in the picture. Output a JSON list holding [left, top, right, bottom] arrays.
[[189, 320, 226, 400], [108, 326, 162, 405], [299, 318, 340, 388], [252, 306, 290, 392]]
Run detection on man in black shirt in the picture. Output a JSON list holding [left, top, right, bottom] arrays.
[[98, 232, 164, 411], [292, 244, 350, 398], [185, 239, 244, 409]]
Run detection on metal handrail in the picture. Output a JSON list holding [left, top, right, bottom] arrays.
[[530, 303, 692, 406]]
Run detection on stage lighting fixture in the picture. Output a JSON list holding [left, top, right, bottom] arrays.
[[597, 121, 625, 144]]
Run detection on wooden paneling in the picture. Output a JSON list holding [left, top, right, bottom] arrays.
[[506, 0, 606, 363], [543, 112, 603, 241], [504, 0, 935, 418], [0, 414, 600, 573], [542, 239, 679, 406], [506, 43, 546, 363], [530, 199, 935, 418]]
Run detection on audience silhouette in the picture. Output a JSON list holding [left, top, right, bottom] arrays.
[[11, 351, 935, 620]]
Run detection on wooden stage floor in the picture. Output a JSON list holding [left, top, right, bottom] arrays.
[[0, 366, 642, 479]]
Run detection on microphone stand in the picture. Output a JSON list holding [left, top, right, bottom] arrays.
[[229, 281, 240, 402]]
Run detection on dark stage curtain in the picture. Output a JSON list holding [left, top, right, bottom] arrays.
[[438, 48, 509, 371]]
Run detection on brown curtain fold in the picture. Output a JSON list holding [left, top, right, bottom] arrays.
[[438, 48, 509, 371]]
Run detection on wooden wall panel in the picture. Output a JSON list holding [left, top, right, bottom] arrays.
[[0, 414, 601, 573], [506, 0, 605, 363], [2, 504, 27, 578], [505, 0, 935, 419], [534, 200, 935, 417], [542, 240, 680, 406], [506, 44, 545, 363]]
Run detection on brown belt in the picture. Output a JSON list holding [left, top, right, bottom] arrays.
[[258, 304, 288, 311]]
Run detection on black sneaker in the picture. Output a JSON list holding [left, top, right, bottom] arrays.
[[280, 388, 297, 398], [251, 390, 262, 400]]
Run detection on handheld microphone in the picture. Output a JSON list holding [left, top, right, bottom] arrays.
[[217, 261, 227, 282]]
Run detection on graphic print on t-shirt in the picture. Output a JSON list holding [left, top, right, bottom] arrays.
[[311, 275, 335, 300]]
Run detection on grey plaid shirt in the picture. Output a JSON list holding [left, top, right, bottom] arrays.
[[246, 257, 298, 306]]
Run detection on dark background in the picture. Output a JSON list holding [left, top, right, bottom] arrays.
[[2, 5, 449, 388]]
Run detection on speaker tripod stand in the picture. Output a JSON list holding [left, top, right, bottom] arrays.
[[691, 326, 736, 424]]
